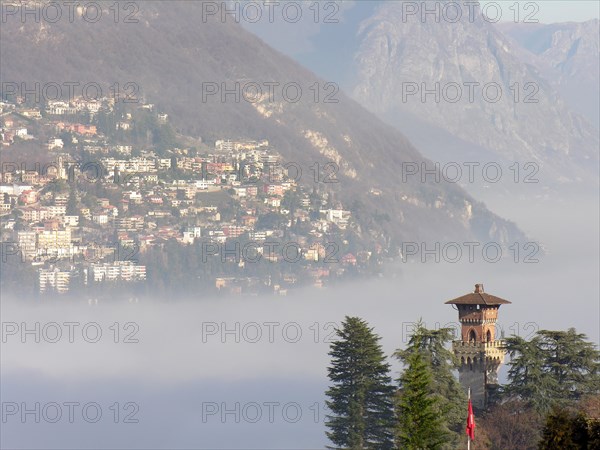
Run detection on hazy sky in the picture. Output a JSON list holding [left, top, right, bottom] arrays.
[[481, 0, 599, 22]]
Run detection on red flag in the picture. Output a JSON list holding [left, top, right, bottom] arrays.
[[466, 398, 476, 441]]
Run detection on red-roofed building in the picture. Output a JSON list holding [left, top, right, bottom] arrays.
[[19, 190, 38, 205], [341, 253, 357, 266]]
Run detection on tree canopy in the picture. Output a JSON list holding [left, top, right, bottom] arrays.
[[325, 316, 396, 449]]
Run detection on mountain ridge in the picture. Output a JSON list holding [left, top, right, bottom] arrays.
[[351, 2, 598, 188], [497, 19, 600, 125], [0, 0, 527, 246]]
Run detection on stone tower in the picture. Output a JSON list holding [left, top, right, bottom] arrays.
[[445, 284, 511, 410]]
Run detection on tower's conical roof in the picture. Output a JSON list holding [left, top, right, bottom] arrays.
[[445, 284, 511, 306]]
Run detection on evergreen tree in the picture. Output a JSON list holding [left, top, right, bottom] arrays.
[[395, 322, 466, 446], [504, 334, 556, 414], [325, 316, 395, 450], [538, 329, 600, 403], [504, 328, 600, 415], [396, 350, 449, 449], [66, 188, 79, 215]]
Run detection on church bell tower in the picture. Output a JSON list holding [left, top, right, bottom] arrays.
[[446, 284, 511, 409]]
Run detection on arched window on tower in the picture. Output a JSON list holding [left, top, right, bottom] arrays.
[[486, 330, 492, 343], [468, 329, 477, 342]]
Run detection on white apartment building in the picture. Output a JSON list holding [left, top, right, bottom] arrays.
[[39, 268, 71, 294], [17, 231, 37, 260], [36, 228, 73, 258], [89, 261, 147, 283]]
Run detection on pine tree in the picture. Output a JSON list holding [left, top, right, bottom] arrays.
[[325, 316, 395, 450], [504, 334, 557, 414], [396, 350, 449, 449], [395, 321, 466, 446], [504, 328, 600, 415], [66, 188, 78, 215], [538, 329, 600, 403]]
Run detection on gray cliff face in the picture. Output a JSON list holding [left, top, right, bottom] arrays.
[[352, 2, 598, 185], [498, 19, 600, 125]]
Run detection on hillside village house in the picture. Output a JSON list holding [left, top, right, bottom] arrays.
[[47, 138, 64, 150]]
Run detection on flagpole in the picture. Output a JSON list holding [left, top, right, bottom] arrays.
[[467, 387, 471, 450]]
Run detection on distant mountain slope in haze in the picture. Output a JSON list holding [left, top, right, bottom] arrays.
[[498, 20, 600, 125], [240, 0, 383, 88], [352, 2, 598, 186], [0, 1, 526, 245]]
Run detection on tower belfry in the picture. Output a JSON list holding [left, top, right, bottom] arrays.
[[445, 283, 511, 410]]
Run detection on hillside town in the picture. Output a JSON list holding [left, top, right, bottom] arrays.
[[0, 95, 387, 299]]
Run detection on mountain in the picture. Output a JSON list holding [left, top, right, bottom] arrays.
[[0, 1, 526, 246], [244, 2, 598, 191], [351, 1, 598, 188], [240, 0, 383, 88], [498, 20, 600, 126]]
